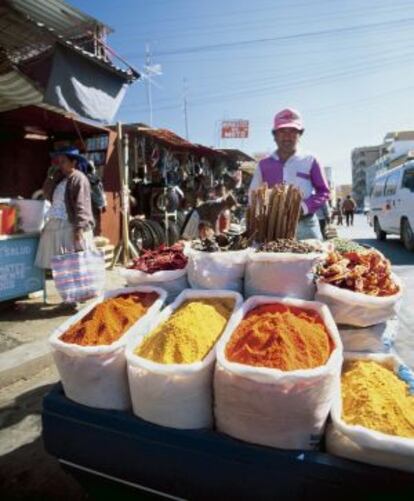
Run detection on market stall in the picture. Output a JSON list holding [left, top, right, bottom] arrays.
[[120, 124, 231, 250], [0, 105, 124, 298], [42, 183, 414, 498]]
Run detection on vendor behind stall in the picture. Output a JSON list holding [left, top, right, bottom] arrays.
[[249, 108, 330, 240], [35, 148, 95, 270], [182, 193, 237, 240]]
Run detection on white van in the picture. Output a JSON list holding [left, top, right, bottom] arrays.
[[369, 161, 414, 250]]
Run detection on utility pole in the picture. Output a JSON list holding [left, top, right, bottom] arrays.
[[145, 43, 153, 126], [183, 77, 189, 140]]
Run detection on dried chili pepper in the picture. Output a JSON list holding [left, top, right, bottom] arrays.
[[129, 243, 187, 274]]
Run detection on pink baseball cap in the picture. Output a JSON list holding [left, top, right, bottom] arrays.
[[273, 108, 304, 131]]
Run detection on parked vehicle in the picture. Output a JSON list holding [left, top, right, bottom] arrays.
[[368, 161, 414, 250]]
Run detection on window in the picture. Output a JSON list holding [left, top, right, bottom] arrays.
[[402, 167, 414, 191], [373, 178, 385, 198], [384, 171, 400, 196]]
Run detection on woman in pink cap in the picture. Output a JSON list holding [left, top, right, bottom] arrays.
[[249, 108, 330, 240]]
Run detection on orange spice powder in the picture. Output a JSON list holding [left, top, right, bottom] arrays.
[[225, 303, 333, 370], [60, 292, 159, 346]]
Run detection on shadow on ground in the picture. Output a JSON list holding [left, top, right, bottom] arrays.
[[0, 383, 87, 500], [0, 301, 75, 322], [0, 436, 87, 500]]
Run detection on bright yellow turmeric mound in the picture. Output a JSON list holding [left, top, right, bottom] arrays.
[[342, 360, 414, 438], [136, 298, 235, 364]]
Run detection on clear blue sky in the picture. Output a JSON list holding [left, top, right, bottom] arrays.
[[71, 0, 414, 185]]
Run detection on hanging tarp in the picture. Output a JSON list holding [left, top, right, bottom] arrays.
[[44, 44, 128, 124], [0, 68, 43, 112]]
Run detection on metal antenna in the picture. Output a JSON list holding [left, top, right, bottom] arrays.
[[183, 77, 189, 140], [143, 43, 162, 126]]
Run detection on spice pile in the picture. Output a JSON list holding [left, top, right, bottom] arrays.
[[258, 239, 322, 254], [317, 250, 399, 296], [60, 292, 159, 346], [226, 303, 333, 370], [341, 360, 414, 438], [129, 243, 187, 274], [192, 233, 250, 253], [247, 183, 302, 242], [136, 298, 235, 364], [331, 238, 365, 254]]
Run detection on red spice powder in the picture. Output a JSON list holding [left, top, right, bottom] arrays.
[[60, 292, 159, 346], [225, 303, 333, 370]]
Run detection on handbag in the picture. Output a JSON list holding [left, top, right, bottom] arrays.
[[51, 249, 105, 303]]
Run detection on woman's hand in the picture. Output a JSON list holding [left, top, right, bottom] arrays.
[[74, 228, 85, 251]]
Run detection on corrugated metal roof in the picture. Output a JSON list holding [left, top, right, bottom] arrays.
[[0, 2, 138, 82], [216, 148, 255, 162], [129, 125, 227, 158], [6, 0, 111, 38]]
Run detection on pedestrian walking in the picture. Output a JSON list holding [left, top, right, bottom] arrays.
[[335, 198, 343, 225], [249, 108, 330, 240], [342, 195, 357, 226]]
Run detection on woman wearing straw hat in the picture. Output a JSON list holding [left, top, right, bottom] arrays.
[[35, 147, 95, 270]]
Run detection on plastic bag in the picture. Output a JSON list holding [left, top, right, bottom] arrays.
[[51, 249, 106, 303], [326, 353, 414, 472], [49, 286, 167, 410], [214, 295, 343, 450], [244, 251, 324, 300], [126, 289, 243, 429], [120, 267, 188, 303], [338, 317, 398, 353], [315, 273, 403, 327]]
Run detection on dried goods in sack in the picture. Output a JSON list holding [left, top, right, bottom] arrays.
[[214, 296, 343, 450], [126, 290, 242, 429], [121, 243, 189, 302], [49, 287, 167, 410], [244, 243, 325, 300], [226, 303, 332, 370], [315, 250, 402, 326], [326, 354, 414, 472], [61, 292, 159, 346], [136, 298, 235, 364], [187, 248, 251, 293], [338, 317, 398, 353], [246, 183, 302, 242]]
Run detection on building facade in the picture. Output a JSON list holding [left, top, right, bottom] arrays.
[[364, 131, 414, 198], [351, 145, 382, 207]]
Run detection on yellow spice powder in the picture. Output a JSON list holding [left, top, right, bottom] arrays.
[[342, 360, 414, 438], [136, 298, 235, 364]]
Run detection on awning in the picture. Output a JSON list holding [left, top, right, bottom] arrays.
[[0, 67, 43, 112]]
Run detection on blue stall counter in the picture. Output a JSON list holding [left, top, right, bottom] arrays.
[[0, 233, 45, 302]]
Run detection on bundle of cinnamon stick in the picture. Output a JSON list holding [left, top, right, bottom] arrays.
[[247, 183, 302, 242]]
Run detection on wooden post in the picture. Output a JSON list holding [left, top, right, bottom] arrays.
[[111, 122, 138, 268]]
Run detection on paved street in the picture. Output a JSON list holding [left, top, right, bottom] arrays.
[[336, 214, 414, 368], [0, 218, 413, 499]]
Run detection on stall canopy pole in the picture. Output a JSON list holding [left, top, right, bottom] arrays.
[[111, 122, 138, 268]]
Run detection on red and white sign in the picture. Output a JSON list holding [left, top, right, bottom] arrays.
[[221, 120, 249, 139]]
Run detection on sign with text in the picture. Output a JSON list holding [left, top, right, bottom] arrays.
[[221, 120, 249, 139], [0, 236, 44, 301]]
